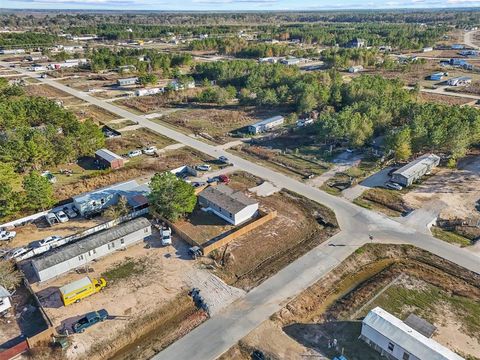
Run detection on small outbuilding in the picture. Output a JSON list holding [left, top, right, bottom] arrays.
[[198, 184, 259, 225], [391, 154, 440, 187], [117, 77, 138, 87], [280, 58, 301, 66], [361, 307, 463, 360], [32, 217, 152, 282], [0, 286, 12, 314], [95, 148, 124, 170], [346, 38, 366, 48], [248, 115, 285, 134], [348, 65, 364, 73]]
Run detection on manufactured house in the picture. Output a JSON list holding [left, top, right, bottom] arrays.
[[198, 185, 259, 225], [32, 218, 152, 282], [460, 50, 479, 56], [0, 286, 12, 314], [429, 72, 445, 81], [422, 47, 433, 52], [248, 115, 285, 134], [95, 148, 124, 170], [447, 76, 472, 87], [391, 154, 440, 187], [135, 87, 163, 97], [346, 38, 366, 48], [348, 65, 363, 73], [0, 49, 25, 55], [72, 180, 149, 216], [259, 57, 278, 64], [169, 79, 195, 91], [280, 58, 301, 66], [117, 77, 138, 87], [361, 307, 463, 360], [451, 44, 464, 50]]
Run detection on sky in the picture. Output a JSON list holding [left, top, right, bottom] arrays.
[[2, 0, 480, 11]]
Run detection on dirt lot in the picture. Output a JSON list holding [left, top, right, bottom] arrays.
[[221, 244, 480, 360], [30, 231, 205, 360], [403, 154, 480, 220], [68, 104, 120, 123], [418, 91, 475, 106], [106, 128, 175, 154], [25, 84, 72, 99], [199, 173, 338, 290]]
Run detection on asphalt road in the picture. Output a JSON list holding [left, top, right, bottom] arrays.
[[3, 63, 480, 360]]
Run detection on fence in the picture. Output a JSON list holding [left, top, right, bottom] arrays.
[[0, 340, 29, 360]]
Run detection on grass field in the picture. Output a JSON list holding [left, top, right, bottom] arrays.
[[431, 227, 472, 247]]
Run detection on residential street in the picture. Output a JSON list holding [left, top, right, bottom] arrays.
[[3, 63, 480, 360]]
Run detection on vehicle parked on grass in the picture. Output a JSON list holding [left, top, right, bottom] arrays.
[[385, 182, 403, 191], [143, 146, 157, 155], [0, 230, 16, 241], [128, 150, 142, 158], [196, 164, 211, 171], [55, 211, 69, 223], [60, 277, 107, 306], [72, 309, 109, 333], [161, 225, 172, 246], [63, 206, 78, 219], [39, 235, 62, 248]]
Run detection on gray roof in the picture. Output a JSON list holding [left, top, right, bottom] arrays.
[[95, 148, 123, 163], [73, 180, 149, 204], [0, 286, 11, 298], [59, 276, 92, 296], [250, 115, 284, 128], [392, 154, 440, 179], [199, 185, 257, 214], [32, 217, 151, 272], [404, 313, 437, 338], [363, 307, 463, 360]]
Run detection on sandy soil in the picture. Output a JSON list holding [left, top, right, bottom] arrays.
[[403, 155, 480, 220]]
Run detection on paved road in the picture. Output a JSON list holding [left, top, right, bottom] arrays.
[[3, 63, 480, 360], [464, 30, 480, 50]]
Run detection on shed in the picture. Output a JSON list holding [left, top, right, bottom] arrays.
[[280, 58, 301, 66], [117, 77, 138, 87], [32, 217, 152, 282], [346, 38, 366, 48], [198, 185, 259, 225], [391, 154, 440, 187], [361, 307, 463, 360], [0, 286, 12, 314], [248, 115, 285, 134], [95, 148, 124, 170]]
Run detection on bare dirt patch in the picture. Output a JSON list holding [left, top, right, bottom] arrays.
[[418, 92, 474, 106], [69, 105, 120, 123], [25, 84, 71, 99], [106, 128, 175, 154]]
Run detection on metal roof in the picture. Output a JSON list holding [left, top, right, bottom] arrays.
[[32, 217, 151, 272], [250, 115, 284, 128], [0, 286, 11, 298], [199, 185, 257, 214], [363, 307, 463, 360], [392, 154, 440, 179], [95, 148, 123, 163], [404, 313, 437, 338], [73, 180, 148, 204], [59, 276, 92, 296]]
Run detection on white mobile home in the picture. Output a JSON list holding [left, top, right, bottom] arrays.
[[117, 77, 138, 87], [32, 217, 152, 282], [0, 286, 12, 314], [248, 115, 285, 134], [361, 307, 463, 360], [391, 154, 440, 187], [447, 76, 472, 87], [198, 185, 258, 225]]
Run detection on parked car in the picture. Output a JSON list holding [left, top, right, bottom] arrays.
[[55, 211, 69, 223], [39, 235, 62, 248], [128, 150, 142, 158], [0, 230, 16, 241], [7, 247, 30, 260], [218, 174, 230, 184], [161, 226, 172, 246], [385, 182, 403, 191], [192, 181, 206, 188], [143, 146, 157, 155], [45, 212, 59, 226], [72, 309, 109, 333], [196, 164, 211, 171], [63, 206, 78, 219], [218, 156, 230, 164]]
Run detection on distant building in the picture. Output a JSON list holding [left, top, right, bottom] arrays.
[[72, 180, 149, 216], [198, 185, 258, 225], [117, 77, 138, 87], [169, 79, 195, 91], [117, 65, 136, 73], [135, 87, 164, 97], [348, 65, 364, 73], [32, 217, 152, 282], [422, 47, 434, 52], [361, 307, 463, 360], [0, 286, 12, 314], [346, 38, 366, 48], [0, 49, 25, 55], [459, 50, 479, 57], [449, 58, 468, 66], [95, 148, 124, 170], [429, 72, 445, 81], [248, 115, 285, 134], [391, 154, 440, 187], [451, 44, 465, 50], [280, 58, 301, 66], [447, 76, 472, 87], [259, 57, 278, 64]]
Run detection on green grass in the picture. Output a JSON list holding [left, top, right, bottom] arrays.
[[431, 227, 472, 247], [102, 258, 146, 283]]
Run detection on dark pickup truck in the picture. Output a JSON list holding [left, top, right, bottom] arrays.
[[73, 309, 108, 333]]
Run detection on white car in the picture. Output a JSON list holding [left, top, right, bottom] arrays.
[[55, 211, 69, 223], [128, 150, 142, 158], [196, 164, 211, 171], [161, 226, 172, 246], [0, 230, 16, 241], [143, 146, 158, 155], [8, 247, 30, 260], [385, 182, 403, 191], [39, 235, 62, 248]]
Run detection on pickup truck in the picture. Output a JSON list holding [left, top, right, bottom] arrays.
[[73, 309, 109, 333], [0, 230, 16, 242], [161, 225, 172, 246]]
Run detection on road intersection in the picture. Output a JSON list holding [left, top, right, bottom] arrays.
[[2, 62, 479, 360]]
